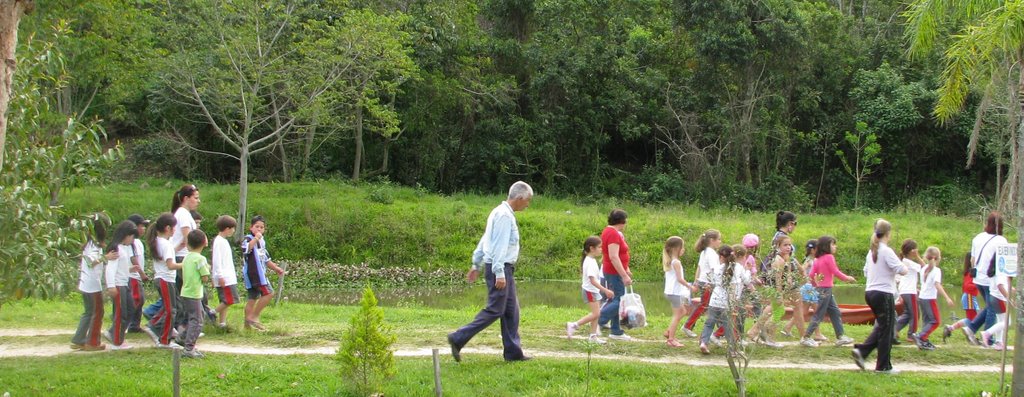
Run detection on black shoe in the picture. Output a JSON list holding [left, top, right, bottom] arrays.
[[447, 334, 462, 362], [892, 339, 901, 345], [506, 356, 532, 362]]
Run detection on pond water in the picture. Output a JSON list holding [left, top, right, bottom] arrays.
[[286, 280, 964, 321]]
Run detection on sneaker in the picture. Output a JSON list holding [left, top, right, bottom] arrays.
[[218, 322, 228, 329], [101, 330, 113, 342], [566, 322, 578, 339], [813, 335, 828, 342], [851, 349, 865, 371], [709, 336, 722, 346], [964, 329, 979, 346], [156, 341, 183, 349], [608, 333, 633, 341], [800, 337, 819, 347], [920, 340, 936, 351], [182, 349, 205, 359], [70, 343, 84, 350], [761, 340, 783, 349], [991, 342, 1006, 351], [81, 344, 106, 351], [835, 335, 854, 346], [699, 343, 710, 355], [980, 331, 993, 348], [446, 334, 462, 362], [779, 329, 792, 338], [588, 334, 606, 344], [198, 332, 205, 339], [681, 328, 697, 338], [141, 326, 159, 344], [172, 328, 180, 338], [109, 343, 134, 351], [942, 325, 953, 343], [875, 368, 900, 375]]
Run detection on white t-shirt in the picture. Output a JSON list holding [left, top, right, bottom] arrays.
[[171, 207, 197, 258], [129, 239, 145, 280], [664, 259, 690, 298], [972, 232, 1007, 287], [152, 237, 177, 282], [896, 258, 921, 295], [709, 263, 751, 309], [104, 244, 133, 287], [581, 256, 601, 293], [211, 235, 238, 287], [695, 247, 720, 284], [865, 243, 904, 294], [78, 241, 105, 293], [919, 267, 942, 300], [990, 273, 1011, 302]]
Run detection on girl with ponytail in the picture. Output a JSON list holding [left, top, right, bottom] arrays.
[[662, 236, 694, 347], [852, 219, 907, 374], [682, 229, 722, 337]]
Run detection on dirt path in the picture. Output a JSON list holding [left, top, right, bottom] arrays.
[[0, 328, 1010, 373]]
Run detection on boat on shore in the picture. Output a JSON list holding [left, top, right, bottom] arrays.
[[781, 301, 905, 325]]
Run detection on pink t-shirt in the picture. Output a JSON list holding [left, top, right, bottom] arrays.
[[744, 254, 757, 276], [809, 254, 849, 288]]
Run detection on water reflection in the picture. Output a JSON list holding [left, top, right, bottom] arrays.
[[286, 281, 960, 320]]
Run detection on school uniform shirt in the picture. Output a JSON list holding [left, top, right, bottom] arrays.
[[600, 226, 630, 275], [180, 252, 210, 299], [896, 258, 921, 295], [864, 243, 905, 294], [972, 232, 1008, 287], [78, 241, 105, 293], [104, 244, 134, 288], [990, 273, 1011, 302], [152, 237, 177, 283], [695, 247, 721, 284], [664, 259, 690, 298], [919, 267, 942, 300], [242, 234, 272, 289], [211, 235, 238, 287], [171, 207, 197, 258], [709, 263, 751, 309], [129, 239, 146, 280]]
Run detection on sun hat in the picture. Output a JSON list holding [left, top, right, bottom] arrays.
[[742, 233, 759, 248]]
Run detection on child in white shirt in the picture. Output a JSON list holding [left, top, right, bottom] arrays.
[[212, 215, 240, 328], [567, 237, 614, 343]]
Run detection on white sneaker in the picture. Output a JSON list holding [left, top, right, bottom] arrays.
[[156, 341, 183, 349], [172, 328, 180, 338], [109, 343, 134, 351], [682, 328, 697, 338], [566, 322, 578, 339], [141, 326, 159, 344], [759, 339, 783, 349], [198, 332, 205, 339], [101, 330, 113, 342], [588, 334, 606, 344], [835, 335, 855, 346], [608, 333, 633, 341], [709, 336, 722, 346], [800, 337, 819, 347]]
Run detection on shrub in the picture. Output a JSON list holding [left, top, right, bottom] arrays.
[[285, 260, 462, 289], [337, 287, 396, 396], [365, 180, 395, 205], [899, 183, 988, 217]]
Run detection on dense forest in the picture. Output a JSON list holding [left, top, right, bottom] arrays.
[[6, 0, 1014, 212]]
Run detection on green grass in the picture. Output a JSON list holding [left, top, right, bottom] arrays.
[[59, 180, 1008, 282], [0, 350, 1008, 396]]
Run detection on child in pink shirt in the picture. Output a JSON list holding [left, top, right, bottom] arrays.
[[801, 236, 856, 347]]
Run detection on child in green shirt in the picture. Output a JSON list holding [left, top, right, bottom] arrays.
[[179, 229, 211, 358]]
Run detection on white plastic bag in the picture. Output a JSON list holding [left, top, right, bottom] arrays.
[[619, 286, 647, 329]]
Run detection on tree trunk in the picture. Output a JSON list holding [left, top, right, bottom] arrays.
[[1011, 59, 1024, 397], [0, 0, 34, 171], [302, 125, 315, 178], [277, 139, 291, 182], [236, 146, 249, 241], [352, 104, 363, 181]]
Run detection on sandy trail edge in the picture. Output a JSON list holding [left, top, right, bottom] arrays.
[[0, 328, 1009, 373]]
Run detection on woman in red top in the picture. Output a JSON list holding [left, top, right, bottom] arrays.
[[598, 209, 632, 340]]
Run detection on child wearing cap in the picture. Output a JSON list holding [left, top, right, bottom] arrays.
[[211, 215, 240, 328], [126, 214, 150, 333]]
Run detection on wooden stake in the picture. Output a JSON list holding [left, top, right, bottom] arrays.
[[173, 348, 181, 397], [432, 348, 442, 397]]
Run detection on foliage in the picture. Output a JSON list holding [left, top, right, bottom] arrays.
[[836, 121, 881, 208], [899, 183, 989, 217], [337, 287, 396, 397], [285, 260, 461, 289]]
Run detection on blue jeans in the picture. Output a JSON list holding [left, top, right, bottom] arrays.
[[967, 285, 996, 333], [598, 274, 626, 336], [804, 287, 845, 338]]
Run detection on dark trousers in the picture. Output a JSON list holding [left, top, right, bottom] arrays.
[[127, 278, 145, 330], [448, 263, 524, 361], [72, 292, 104, 346], [598, 274, 626, 335], [854, 291, 895, 371], [180, 297, 205, 350], [108, 285, 132, 346]]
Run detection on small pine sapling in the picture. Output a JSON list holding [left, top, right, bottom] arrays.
[[337, 287, 396, 396]]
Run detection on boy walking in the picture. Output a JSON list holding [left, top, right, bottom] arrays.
[[178, 230, 211, 358], [242, 215, 285, 331], [211, 215, 240, 328]]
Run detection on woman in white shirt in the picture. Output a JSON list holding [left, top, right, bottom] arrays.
[[852, 219, 907, 374]]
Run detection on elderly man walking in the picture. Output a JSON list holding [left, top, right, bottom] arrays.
[[447, 181, 534, 362]]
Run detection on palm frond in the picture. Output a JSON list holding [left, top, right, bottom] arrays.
[[904, 0, 954, 58]]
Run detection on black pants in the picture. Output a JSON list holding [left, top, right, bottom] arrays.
[[854, 291, 895, 371]]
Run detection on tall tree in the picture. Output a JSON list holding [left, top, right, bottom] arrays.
[[0, 0, 35, 170], [904, 1, 1024, 394]]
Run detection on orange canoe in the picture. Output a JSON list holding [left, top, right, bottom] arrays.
[[781, 301, 905, 325]]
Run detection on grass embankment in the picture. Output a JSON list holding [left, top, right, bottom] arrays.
[[61, 180, 1001, 283]]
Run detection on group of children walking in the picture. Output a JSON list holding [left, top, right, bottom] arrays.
[[70, 184, 285, 358], [564, 210, 1012, 363]]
